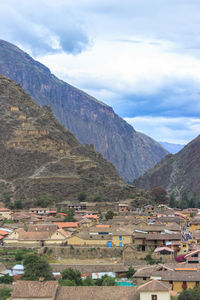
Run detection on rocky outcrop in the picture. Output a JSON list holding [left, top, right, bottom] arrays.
[[0, 39, 168, 182], [0, 75, 152, 206], [134, 135, 200, 198]]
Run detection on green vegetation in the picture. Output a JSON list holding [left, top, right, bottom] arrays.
[[78, 192, 87, 201], [0, 274, 13, 284], [0, 248, 35, 268], [105, 210, 114, 220], [0, 286, 12, 300], [8, 199, 23, 209], [144, 254, 162, 265], [127, 266, 136, 279], [36, 194, 53, 208], [21, 253, 54, 281], [177, 286, 200, 300], [64, 209, 76, 222], [58, 268, 117, 286], [93, 194, 102, 202], [59, 268, 82, 286]]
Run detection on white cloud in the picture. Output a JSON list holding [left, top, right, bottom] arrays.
[[124, 116, 200, 144]]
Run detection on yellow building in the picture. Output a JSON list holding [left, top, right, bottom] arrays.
[[177, 241, 189, 255], [4, 228, 69, 247], [67, 228, 132, 247], [0, 208, 12, 220], [161, 269, 200, 293], [189, 218, 200, 232]]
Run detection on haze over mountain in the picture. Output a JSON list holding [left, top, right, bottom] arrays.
[[159, 142, 184, 154], [134, 135, 200, 199], [0, 39, 168, 182], [0, 75, 152, 206]]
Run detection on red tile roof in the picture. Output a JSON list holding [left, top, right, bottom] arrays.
[[55, 222, 78, 228]]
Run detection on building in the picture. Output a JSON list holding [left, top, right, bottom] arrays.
[[0, 208, 12, 220], [118, 204, 130, 213], [67, 226, 133, 247], [133, 232, 181, 252], [12, 280, 58, 300], [135, 279, 171, 300]]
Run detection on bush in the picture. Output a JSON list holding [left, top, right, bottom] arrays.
[[78, 192, 87, 201], [0, 274, 13, 284], [127, 266, 136, 278], [105, 210, 114, 220], [0, 287, 12, 300], [60, 268, 82, 286]]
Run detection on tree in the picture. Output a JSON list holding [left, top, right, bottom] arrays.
[[0, 287, 12, 300], [102, 276, 117, 286], [127, 266, 136, 279], [64, 210, 76, 222], [36, 194, 52, 208], [83, 276, 95, 286], [0, 274, 13, 284], [22, 254, 54, 281], [60, 268, 82, 286], [169, 192, 175, 208], [105, 210, 114, 220], [180, 191, 188, 209], [178, 290, 195, 300], [78, 192, 87, 201], [151, 187, 168, 204], [14, 199, 23, 209], [93, 194, 102, 202]]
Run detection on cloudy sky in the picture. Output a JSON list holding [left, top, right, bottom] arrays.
[[1, 0, 200, 144]]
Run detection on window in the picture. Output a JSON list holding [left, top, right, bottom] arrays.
[[142, 277, 147, 280], [119, 242, 123, 247], [119, 236, 122, 241], [152, 295, 157, 300]]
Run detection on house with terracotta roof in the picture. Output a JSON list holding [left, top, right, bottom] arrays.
[[54, 222, 79, 231]]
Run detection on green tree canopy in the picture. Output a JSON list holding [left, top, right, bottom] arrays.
[[105, 210, 114, 220], [0, 287, 12, 300], [127, 266, 136, 278], [78, 192, 87, 201], [60, 268, 82, 286], [22, 254, 54, 281]]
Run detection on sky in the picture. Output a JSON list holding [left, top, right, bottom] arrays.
[[1, 0, 200, 144]]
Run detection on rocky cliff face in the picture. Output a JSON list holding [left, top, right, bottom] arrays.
[[134, 135, 200, 198], [0, 75, 152, 206], [0, 39, 168, 182]]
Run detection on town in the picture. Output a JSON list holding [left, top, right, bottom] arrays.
[[0, 200, 200, 299]]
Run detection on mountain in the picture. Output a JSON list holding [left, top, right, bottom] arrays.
[[0, 39, 168, 182], [0, 75, 152, 206], [134, 135, 200, 198], [159, 141, 184, 154]]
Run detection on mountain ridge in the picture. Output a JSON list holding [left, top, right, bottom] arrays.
[[134, 135, 200, 198], [0, 75, 153, 206], [0, 39, 168, 182]]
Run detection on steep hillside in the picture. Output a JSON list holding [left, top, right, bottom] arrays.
[[0, 75, 152, 206], [134, 135, 200, 198], [0, 39, 168, 182]]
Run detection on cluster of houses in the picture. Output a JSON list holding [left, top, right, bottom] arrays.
[[1, 203, 200, 298]]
